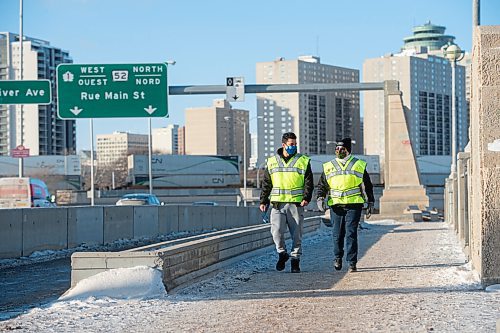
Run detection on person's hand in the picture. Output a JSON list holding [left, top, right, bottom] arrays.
[[317, 198, 326, 212], [259, 204, 267, 212], [366, 202, 374, 218], [300, 200, 308, 207]]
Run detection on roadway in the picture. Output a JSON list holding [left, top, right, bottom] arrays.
[[1, 220, 498, 331]]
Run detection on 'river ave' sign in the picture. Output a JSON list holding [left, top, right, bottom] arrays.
[[56, 63, 168, 119], [0, 80, 51, 105]]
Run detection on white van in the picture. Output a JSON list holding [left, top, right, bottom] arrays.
[[0, 177, 56, 208]]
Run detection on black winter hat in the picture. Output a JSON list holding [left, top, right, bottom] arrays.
[[336, 138, 352, 153]]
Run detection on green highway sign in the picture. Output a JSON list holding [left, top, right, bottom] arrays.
[[0, 80, 51, 105], [56, 63, 168, 119]]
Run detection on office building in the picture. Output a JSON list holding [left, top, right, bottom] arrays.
[[96, 131, 148, 166], [185, 99, 249, 166], [363, 23, 467, 164], [256, 56, 360, 164], [0, 32, 76, 156], [152, 124, 179, 154]]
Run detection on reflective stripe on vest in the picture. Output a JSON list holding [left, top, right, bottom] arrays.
[[267, 153, 310, 203], [323, 156, 367, 206], [329, 187, 362, 198]]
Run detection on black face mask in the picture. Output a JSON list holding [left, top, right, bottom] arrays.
[[335, 147, 348, 159]]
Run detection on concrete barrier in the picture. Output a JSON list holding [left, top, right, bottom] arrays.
[[103, 206, 134, 244], [70, 218, 322, 291], [0, 204, 319, 261], [226, 206, 248, 228], [133, 206, 159, 238], [68, 206, 104, 248], [22, 208, 68, 256], [158, 205, 179, 234], [0, 209, 23, 258]]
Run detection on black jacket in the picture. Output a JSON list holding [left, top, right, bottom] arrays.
[[316, 157, 375, 204], [260, 148, 314, 206]]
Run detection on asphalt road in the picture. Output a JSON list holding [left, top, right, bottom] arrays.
[[0, 258, 71, 321]]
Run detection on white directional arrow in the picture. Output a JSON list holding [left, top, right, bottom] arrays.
[[70, 106, 83, 116], [144, 105, 157, 115]]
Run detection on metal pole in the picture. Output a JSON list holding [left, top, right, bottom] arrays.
[[451, 61, 457, 175], [169, 82, 386, 96], [473, 0, 480, 27], [90, 119, 95, 206], [243, 121, 247, 207], [18, 0, 23, 178], [148, 117, 153, 195]]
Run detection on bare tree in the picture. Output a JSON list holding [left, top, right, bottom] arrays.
[[95, 155, 129, 190]]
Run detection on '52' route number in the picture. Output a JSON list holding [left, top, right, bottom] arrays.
[[112, 70, 128, 82]]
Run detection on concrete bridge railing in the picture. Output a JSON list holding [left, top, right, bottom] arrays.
[[445, 26, 500, 286]]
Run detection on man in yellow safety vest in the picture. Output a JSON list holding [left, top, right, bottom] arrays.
[[260, 132, 314, 273], [316, 138, 374, 272]]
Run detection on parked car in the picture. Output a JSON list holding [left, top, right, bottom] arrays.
[[0, 177, 56, 208], [116, 193, 164, 206]]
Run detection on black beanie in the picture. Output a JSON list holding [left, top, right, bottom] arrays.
[[336, 138, 352, 153]]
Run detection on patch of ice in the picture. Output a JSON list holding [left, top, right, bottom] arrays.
[[59, 266, 167, 301], [487, 139, 500, 152]]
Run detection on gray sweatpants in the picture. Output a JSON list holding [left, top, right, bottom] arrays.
[[270, 203, 304, 259]]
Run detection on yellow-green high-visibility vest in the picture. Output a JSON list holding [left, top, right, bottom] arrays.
[[267, 153, 310, 203], [323, 155, 367, 206]]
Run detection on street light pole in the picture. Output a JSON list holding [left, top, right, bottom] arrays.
[[18, 0, 23, 178], [451, 60, 457, 175], [225, 115, 262, 206], [443, 42, 464, 176], [243, 121, 247, 207]]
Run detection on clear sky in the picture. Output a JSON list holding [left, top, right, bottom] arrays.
[[1, 0, 498, 151]]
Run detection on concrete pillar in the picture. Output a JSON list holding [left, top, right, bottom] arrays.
[[469, 26, 500, 286], [379, 81, 429, 218], [456, 152, 470, 243]]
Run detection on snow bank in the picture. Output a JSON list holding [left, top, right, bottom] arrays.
[[59, 266, 167, 301]]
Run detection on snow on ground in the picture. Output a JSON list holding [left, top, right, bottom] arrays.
[[0, 221, 498, 332]]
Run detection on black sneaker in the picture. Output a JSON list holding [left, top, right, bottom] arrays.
[[276, 252, 289, 271], [348, 264, 357, 272], [291, 258, 300, 273], [334, 258, 342, 271]]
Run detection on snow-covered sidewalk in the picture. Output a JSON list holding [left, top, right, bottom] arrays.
[[1, 221, 498, 332]]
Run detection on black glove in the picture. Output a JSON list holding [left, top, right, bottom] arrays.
[[317, 198, 326, 212], [366, 202, 374, 219]]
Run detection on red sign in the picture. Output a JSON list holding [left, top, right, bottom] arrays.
[[11, 145, 30, 158]]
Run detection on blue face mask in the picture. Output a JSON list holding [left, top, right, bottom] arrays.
[[285, 145, 297, 155]]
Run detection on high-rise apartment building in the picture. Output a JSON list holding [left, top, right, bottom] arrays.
[[256, 56, 360, 164], [96, 132, 148, 166], [363, 23, 467, 164], [185, 99, 249, 166], [152, 124, 179, 154], [0, 32, 76, 156]]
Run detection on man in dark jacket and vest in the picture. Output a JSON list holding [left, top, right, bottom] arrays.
[[260, 132, 314, 273], [316, 138, 374, 272]]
